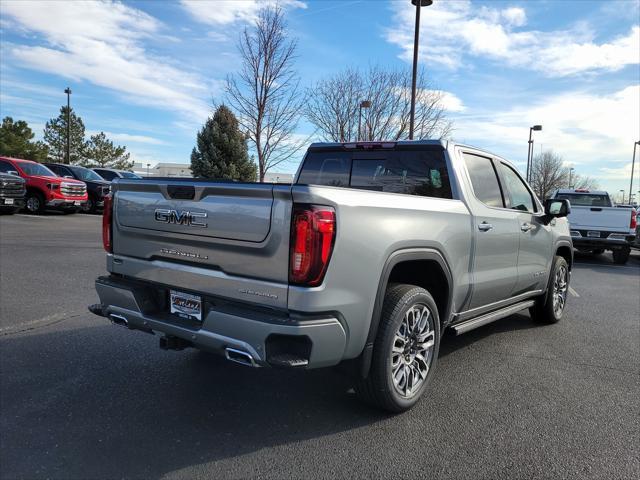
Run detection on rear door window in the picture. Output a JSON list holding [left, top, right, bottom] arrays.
[[297, 148, 452, 199], [463, 153, 504, 208]]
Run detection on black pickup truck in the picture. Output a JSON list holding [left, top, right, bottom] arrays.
[[0, 171, 26, 214]]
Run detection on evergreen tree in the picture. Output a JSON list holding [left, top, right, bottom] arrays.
[[43, 106, 86, 164], [0, 117, 49, 161], [190, 105, 257, 181], [82, 132, 133, 170]]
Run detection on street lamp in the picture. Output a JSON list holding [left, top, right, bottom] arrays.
[[526, 125, 542, 183], [568, 167, 574, 189], [619, 189, 625, 204], [146, 163, 150, 176], [629, 140, 639, 206], [408, 0, 433, 140], [64, 87, 72, 164], [358, 100, 371, 141]]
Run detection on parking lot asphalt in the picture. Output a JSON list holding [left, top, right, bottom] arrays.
[[1, 213, 639, 480]]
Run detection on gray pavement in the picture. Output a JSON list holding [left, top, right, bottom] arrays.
[[1, 213, 639, 479]]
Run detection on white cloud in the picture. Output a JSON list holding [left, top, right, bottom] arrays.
[[86, 131, 167, 145], [385, 0, 639, 77], [2, 1, 212, 120], [433, 90, 465, 112], [451, 85, 639, 169], [180, 0, 306, 26]]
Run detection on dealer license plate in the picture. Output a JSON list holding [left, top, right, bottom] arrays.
[[3, 198, 14, 205], [74, 201, 81, 206], [587, 231, 601, 238], [169, 290, 202, 321]]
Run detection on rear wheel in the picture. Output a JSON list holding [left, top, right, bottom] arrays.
[[612, 248, 630, 265], [25, 191, 44, 214], [354, 284, 440, 413], [530, 256, 569, 324]]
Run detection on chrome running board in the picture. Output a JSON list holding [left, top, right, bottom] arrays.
[[450, 300, 535, 335]]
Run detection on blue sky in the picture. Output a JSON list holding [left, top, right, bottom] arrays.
[[1, 0, 638, 197]]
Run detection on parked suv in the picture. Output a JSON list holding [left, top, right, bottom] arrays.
[[0, 157, 87, 214], [90, 141, 572, 412], [91, 168, 141, 181], [0, 171, 26, 214], [45, 163, 110, 214]]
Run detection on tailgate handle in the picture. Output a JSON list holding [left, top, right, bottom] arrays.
[[590, 207, 602, 211], [167, 185, 195, 200]]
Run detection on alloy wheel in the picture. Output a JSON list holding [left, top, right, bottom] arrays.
[[391, 303, 435, 397], [552, 265, 568, 316], [26, 196, 40, 213]]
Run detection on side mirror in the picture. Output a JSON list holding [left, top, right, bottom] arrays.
[[64, 175, 74, 179], [7, 170, 19, 176], [544, 198, 570, 221]]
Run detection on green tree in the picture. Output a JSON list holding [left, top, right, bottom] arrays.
[[0, 117, 49, 161], [190, 105, 257, 181], [82, 132, 133, 170], [43, 106, 86, 164]]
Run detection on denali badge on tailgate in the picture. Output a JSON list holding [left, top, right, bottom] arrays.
[[154, 208, 208, 227]]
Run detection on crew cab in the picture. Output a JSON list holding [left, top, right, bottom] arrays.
[[90, 141, 573, 412], [0, 171, 26, 214], [551, 189, 636, 264], [0, 157, 88, 214], [45, 163, 110, 214]]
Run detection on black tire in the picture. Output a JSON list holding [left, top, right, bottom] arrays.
[[530, 256, 569, 324], [24, 191, 45, 214], [612, 248, 630, 265], [81, 195, 95, 214], [354, 284, 440, 413], [592, 249, 604, 255]]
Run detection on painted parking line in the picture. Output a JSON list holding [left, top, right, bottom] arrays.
[[568, 286, 580, 297]]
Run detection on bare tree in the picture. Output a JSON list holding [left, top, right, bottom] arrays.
[[305, 65, 452, 142], [530, 150, 599, 199], [225, 7, 305, 181]]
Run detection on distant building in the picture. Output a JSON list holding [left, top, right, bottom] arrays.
[[132, 162, 292, 182], [264, 172, 294, 183]]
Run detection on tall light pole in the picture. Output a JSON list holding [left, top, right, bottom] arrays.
[[568, 167, 574, 189], [408, 0, 433, 140], [358, 100, 371, 141], [64, 87, 72, 164], [146, 163, 151, 176], [526, 125, 542, 183], [619, 189, 625, 204], [629, 140, 639, 206]]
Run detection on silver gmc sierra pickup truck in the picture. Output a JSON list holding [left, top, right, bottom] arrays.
[[90, 140, 573, 412]]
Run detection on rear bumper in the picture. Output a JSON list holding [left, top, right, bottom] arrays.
[[572, 235, 635, 250], [93, 275, 347, 369]]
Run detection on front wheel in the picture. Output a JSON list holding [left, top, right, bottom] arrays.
[[81, 195, 95, 214], [530, 256, 569, 324], [25, 191, 45, 214], [354, 284, 440, 413], [612, 248, 630, 265]]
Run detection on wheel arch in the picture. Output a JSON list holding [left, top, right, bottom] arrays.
[[359, 248, 453, 379]]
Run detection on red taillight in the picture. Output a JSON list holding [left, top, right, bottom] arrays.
[[102, 194, 113, 253], [631, 209, 637, 230], [289, 205, 336, 286]]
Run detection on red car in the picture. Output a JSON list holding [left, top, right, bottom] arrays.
[[0, 157, 88, 214]]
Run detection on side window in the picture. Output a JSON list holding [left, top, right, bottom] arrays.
[[463, 153, 504, 208], [96, 170, 116, 181], [47, 165, 62, 176], [499, 163, 536, 213]]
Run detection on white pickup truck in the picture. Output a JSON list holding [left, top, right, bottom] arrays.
[[551, 189, 637, 264]]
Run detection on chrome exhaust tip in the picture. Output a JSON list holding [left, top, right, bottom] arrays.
[[225, 347, 258, 367], [109, 313, 129, 328]]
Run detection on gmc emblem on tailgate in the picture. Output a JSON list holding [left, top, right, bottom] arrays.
[[154, 208, 208, 228]]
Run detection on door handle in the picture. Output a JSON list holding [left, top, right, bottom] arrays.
[[478, 222, 493, 232], [521, 223, 533, 232]]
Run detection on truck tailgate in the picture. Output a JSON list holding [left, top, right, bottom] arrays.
[[111, 180, 293, 286], [568, 206, 632, 233]]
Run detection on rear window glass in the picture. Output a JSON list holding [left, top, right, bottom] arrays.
[[555, 193, 611, 207], [297, 148, 452, 199]]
